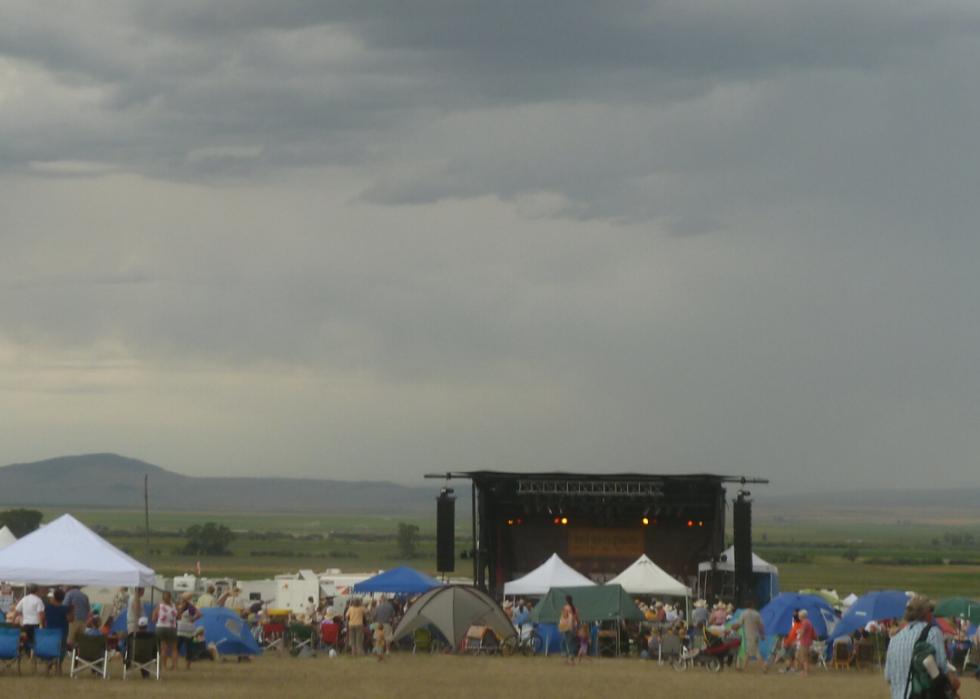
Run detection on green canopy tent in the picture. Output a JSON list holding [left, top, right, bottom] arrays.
[[529, 584, 645, 657]]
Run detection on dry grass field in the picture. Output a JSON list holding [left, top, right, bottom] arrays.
[[4, 652, 979, 699]]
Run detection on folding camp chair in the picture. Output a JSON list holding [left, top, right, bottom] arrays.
[[809, 640, 829, 671], [413, 627, 434, 654], [658, 633, 683, 665], [832, 641, 853, 669], [0, 626, 22, 675], [123, 634, 160, 680], [263, 623, 286, 652], [319, 622, 340, 652], [854, 641, 874, 670], [289, 624, 317, 655], [31, 628, 65, 675], [70, 634, 109, 679]]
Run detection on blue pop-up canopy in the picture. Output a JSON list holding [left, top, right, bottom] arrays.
[[351, 566, 442, 595]]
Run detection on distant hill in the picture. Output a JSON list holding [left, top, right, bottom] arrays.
[[0, 454, 440, 514]]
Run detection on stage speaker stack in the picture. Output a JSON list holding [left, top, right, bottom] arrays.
[[733, 493, 753, 607], [436, 488, 457, 573]]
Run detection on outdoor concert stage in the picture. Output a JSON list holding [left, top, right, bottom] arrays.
[[431, 471, 766, 598]]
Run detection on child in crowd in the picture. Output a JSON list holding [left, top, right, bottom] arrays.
[[372, 623, 386, 662], [576, 624, 592, 664]]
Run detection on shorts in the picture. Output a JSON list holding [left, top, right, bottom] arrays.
[[745, 637, 759, 656], [156, 627, 178, 643], [378, 623, 392, 640]]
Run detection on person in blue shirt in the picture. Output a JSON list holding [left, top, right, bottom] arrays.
[[44, 588, 75, 670]]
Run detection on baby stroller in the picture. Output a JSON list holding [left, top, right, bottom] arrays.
[[672, 627, 741, 672]]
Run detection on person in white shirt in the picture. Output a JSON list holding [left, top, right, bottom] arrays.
[[15, 584, 47, 649]]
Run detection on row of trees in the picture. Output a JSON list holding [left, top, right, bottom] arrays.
[[0, 509, 424, 560]]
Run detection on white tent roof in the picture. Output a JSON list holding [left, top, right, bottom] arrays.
[[0, 526, 16, 551], [503, 553, 596, 596], [697, 546, 778, 575], [0, 514, 155, 587], [606, 554, 692, 597]]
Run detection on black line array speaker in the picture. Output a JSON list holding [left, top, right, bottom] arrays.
[[436, 489, 457, 573], [733, 495, 752, 606]]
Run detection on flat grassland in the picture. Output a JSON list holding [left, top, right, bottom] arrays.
[[0, 652, 950, 699], [33, 505, 980, 598]]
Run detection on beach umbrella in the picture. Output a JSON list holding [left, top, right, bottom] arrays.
[[935, 597, 980, 625], [760, 592, 838, 637], [829, 590, 911, 641], [194, 607, 262, 656]]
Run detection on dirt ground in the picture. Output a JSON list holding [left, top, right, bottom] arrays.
[[4, 651, 979, 699]]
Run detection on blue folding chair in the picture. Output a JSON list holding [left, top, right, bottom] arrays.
[[0, 627, 21, 675], [31, 628, 65, 675]]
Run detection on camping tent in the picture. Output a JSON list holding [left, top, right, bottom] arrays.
[[390, 585, 516, 649], [530, 584, 645, 624], [605, 554, 691, 597], [0, 513, 155, 587], [697, 546, 779, 605], [350, 566, 442, 595], [0, 527, 16, 551], [503, 554, 596, 596]]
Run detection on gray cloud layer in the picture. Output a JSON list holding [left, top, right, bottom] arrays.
[[1, 1, 979, 492]]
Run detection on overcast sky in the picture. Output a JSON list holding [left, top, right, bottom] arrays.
[[2, 1, 978, 494]]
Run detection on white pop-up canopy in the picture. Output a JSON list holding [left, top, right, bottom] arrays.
[[503, 553, 596, 596], [697, 546, 778, 574], [0, 526, 16, 551], [0, 513, 155, 587], [606, 554, 692, 597]]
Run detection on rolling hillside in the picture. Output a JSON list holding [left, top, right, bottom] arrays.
[[0, 454, 439, 514]]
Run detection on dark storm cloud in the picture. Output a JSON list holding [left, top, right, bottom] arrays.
[[2, 0, 980, 490]]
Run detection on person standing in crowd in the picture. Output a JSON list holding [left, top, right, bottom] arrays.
[[778, 610, 803, 673], [735, 599, 767, 673], [223, 587, 245, 613], [692, 599, 710, 630], [304, 596, 318, 622], [178, 591, 203, 621], [63, 585, 90, 647], [44, 588, 74, 671], [796, 609, 816, 677], [885, 595, 961, 699], [15, 584, 46, 650], [106, 587, 129, 629], [152, 590, 179, 671], [125, 587, 145, 670], [196, 585, 217, 608], [346, 597, 366, 656], [559, 594, 579, 665], [372, 596, 395, 655]]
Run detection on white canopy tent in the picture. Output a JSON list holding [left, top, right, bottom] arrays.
[[503, 553, 596, 597], [0, 526, 16, 551], [697, 546, 778, 575], [606, 554, 692, 597], [0, 513, 155, 587]]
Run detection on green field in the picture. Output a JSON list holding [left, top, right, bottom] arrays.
[[22, 505, 980, 598]]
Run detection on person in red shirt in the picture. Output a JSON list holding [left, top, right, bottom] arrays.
[[796, 609, 817, 677]]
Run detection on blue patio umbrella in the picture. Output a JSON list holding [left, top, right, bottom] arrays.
[[830, 590, 910, 641], [193, 607, 262, 656], [760, 592, 839, 638]]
